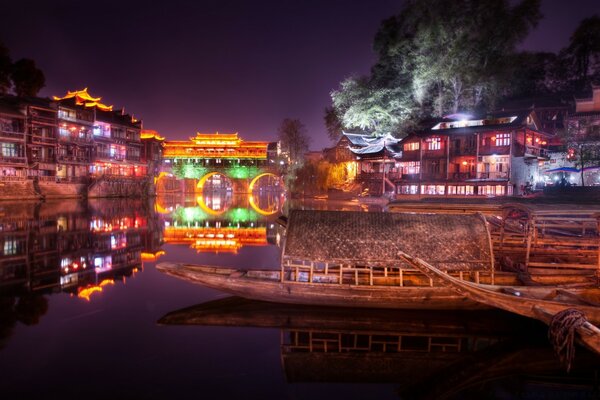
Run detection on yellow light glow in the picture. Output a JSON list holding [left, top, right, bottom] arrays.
[[141, 251, 166, 261], [141, 130, 165, 141], [77, 279, 115, 301], [53, 88, 114, 111]]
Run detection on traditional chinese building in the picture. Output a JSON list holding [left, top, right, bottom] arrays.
[[0, 98, 27, 178], [54, 93, 95, 182], [561, 85, 600, 186], [394, 111, 552, 197], [341, 132, 401, 195], [25, 98, 58, 180], [162, 132, 280, 193]]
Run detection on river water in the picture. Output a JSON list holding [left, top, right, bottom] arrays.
[[0, 193, 598, 399]]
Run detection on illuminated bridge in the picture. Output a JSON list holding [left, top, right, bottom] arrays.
[[159, 132, 284, 193]]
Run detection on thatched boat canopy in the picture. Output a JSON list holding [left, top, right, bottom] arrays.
[[283, 210, 493, 271]]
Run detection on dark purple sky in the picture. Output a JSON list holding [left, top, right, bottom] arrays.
[[2, 0, 599, 150]]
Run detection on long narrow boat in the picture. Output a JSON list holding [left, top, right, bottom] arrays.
[[398, 252, 600, 322], [157, 263, 485, 309], [400, 252, 600, 354]]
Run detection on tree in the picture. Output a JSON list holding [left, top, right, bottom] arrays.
[[330, 0, 542, 135], [324, 106, 343, 143], [566, 15, 600, 88], [11, 58, 45, 97], [562, 118, 600, 186], [0, 41, 11, 94], [277, 118, 310, 164]]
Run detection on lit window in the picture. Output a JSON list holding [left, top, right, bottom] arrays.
[[426, 137, 441, 150], [495, 133, 510, 146], [403, 142, 419, 151], [399, 161, 420, 175]]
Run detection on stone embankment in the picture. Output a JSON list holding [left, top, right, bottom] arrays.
[[0, 178, 154, 201]]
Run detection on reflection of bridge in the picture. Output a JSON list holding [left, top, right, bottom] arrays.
[[159, 192, 284, 253], [159, 132, 284, 193]]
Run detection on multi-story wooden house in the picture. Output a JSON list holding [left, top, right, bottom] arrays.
[[561, 85, 600, 186], [55, 96, 95, 182], [394, 111, 552, 197], [53, 89, 146, 179], [0, 99, 27, 179], [25, 98, 58, 180]]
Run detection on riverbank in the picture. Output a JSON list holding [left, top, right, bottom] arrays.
[[0, 178, 155, 201]]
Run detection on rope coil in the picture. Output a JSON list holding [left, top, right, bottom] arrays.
[[548, 308, 588, 372]]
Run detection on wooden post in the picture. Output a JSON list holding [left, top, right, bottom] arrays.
[[369, 267, 373, 286], [309, 262, 314, 283], [399, 268, 404, 287], [524, 219, 534, 272]]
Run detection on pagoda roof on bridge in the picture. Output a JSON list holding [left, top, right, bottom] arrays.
[[163, 132, 272, 159]]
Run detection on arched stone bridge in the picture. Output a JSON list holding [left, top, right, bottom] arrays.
[[158, 132, 285, 194]]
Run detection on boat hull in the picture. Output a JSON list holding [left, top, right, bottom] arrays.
[[157, 263, 486, 310]]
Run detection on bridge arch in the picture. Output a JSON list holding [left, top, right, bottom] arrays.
[[248, 173, 282, 192], [196, 171, 233, 192]]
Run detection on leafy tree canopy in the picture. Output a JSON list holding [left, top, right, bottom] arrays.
[[331, 0, 543, 137], [11, 58, 45, 97], [277, 118, 310, 164]]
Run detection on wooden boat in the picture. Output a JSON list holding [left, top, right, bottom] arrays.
[[400, 252, 600, 354], [159, 210, 505, 309], [398, 252, 600, 322], [157, 263, 486, 309]]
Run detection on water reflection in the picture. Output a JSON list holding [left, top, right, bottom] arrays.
[[159, 297, 600, 399], [159, 192, 286, 253], [0, 199, 162, 346]]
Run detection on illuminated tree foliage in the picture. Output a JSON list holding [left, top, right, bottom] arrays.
[[331, 0, 542, 136]]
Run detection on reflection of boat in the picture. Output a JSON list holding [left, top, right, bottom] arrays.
[[158, 296, 522, 334], [158, 297, 600, 398], [402, 252, 600, 354], [158, 210, 514, 309]]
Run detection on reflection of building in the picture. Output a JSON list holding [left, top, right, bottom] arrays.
[[0, 199, 162, 300], [160, 192, 283, 253]]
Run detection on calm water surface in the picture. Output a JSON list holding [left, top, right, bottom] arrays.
[[0, 194, 598, 399]]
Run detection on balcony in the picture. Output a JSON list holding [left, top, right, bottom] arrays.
[[0, 155, 27, 164], [476, 171, 509, 180], [450, 147, 476, 157], [0, 130, 26, 141], [31, 135, 57, 145], [57, 155, 91, 164], [59, 135, 92, 144], [524, 145, 547, 159], [449, 172, 477, 180]]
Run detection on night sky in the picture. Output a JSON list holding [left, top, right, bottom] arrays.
[[1, 0, 599, 150]]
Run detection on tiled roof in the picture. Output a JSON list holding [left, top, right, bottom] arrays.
[[283, 210, 493, 271]]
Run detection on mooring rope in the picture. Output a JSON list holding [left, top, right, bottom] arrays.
[[548, 308, 588, 372]]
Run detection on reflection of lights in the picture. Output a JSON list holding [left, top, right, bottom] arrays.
[[77, 279, 115, 301], [141, 251, 165, 262]]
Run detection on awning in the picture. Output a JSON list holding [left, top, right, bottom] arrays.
[[544, 167, 579, 173]]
